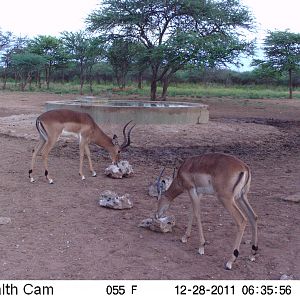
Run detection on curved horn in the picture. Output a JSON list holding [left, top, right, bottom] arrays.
[[121, 120, 136, 149], [156, 167, 166, 195]]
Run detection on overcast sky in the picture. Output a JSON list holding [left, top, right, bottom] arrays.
[[1, 0, 299, 37], [0, 0, 99, 36], [1, 0, 299, 69]]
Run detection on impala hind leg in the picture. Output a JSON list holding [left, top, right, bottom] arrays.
[[29, 138, 46, 183], [220, 196, 247, 270], [188, 189, 206, 255], [237, 194, 258, 255], [40, 135, 59, 184]]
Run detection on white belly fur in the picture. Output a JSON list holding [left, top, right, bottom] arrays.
[[196, 185, 215, 195], [61, 129, 80, 139]]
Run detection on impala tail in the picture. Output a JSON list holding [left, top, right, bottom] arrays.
[[36, 118, 48, 141], [232, 167, 251, 199]]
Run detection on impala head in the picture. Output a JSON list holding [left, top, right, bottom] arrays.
[[110, 120, 135, 164], [155, 167, 176, 219]]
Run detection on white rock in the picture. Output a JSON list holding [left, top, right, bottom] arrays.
[[99, 190, 133, 209], [105, 160, 133, 179], [280, 274, 294, 280], [117, 160, 133, 176], [0, 217, 11, 225], [139, 215, 176, 233], [105, 164, 123, 179]]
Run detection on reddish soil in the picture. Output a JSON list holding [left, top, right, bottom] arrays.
[[0, 91, 299, 280]]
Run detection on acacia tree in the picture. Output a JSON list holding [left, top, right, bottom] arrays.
[[85, 36, 105, 93], [0, 29, 13, 50], [87, 0, 255, 100], [107, 39, 138, 88], [1, 35, 29, 89], [61, 31, 89, 94], [28, 35, 61, 89], [253, 30, 300, 99], [61, 31, 103, 94], [11, 52, 47, 91], [0, 29, 13, 89]]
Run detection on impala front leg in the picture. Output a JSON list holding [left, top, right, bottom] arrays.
[[85, 145, 96, 177], [79, 142, 86, 180], [188, 188, 206, 255], [181, 204, 194, 243]]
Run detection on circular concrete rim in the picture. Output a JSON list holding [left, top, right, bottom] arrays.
[[45, 98, 209, 125]]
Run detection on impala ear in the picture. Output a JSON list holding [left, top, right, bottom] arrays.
[[112, 134, 119, 145]]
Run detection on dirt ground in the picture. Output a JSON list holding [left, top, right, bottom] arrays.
[[0, 91, 299, 280]]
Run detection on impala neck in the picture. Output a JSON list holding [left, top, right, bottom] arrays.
[[165, 177, 184, 200], [93, 126, 114, 151], [157, 177, 184, 218]]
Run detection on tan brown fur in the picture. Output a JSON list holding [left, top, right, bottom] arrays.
[[29, 109, 133, 183], [156, 153, 257, 270]]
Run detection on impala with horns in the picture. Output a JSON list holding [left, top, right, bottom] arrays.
[[29, 109, 135, 184], [155, 153, 258, 270]]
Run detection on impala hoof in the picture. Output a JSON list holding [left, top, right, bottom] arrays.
[[198, 247, 205, 255], [48, 179, 54, 184], [92, 171, 97, 177], [181, 236, 188, 243], [225, 261, 232, 270], [30, 178, 35, 183]]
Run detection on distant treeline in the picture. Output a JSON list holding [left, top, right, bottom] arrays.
[[1, 59, 300, 91], [0, 32, 299, 94]]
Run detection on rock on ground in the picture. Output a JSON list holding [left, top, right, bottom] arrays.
[[139, 215, 176, 233], [105, 160, 133, 179], [0, 217, 11, 225], [99, 190, 133, 209]]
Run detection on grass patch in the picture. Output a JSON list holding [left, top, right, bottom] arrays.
[[2, 81, 300, 99], [165, 84, 300, 99]]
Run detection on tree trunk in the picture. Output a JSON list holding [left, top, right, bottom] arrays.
[[288, 69, 293, 99], [2, 68, 7, 90], [80, 61, 84, 95], [88, 66, 93, 94], [61, 68, 65, 85], [46, 65, 51, 90], [150, 64, 160, 100], [161, 77, 170, 101], [37, 71, 41, 88], [150, 80, 157, 101], [137, 71, 143, 89]]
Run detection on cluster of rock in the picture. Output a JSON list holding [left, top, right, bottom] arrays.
[[101, 162, 176, 233]]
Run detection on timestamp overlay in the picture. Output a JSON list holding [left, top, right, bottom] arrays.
[[0, 280, 299, 299]]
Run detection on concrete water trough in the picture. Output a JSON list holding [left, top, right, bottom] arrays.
[[45, 97, 209, 125]]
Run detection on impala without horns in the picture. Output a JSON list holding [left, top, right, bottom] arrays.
[[155, 153, 258, 270], [29, 109, 135, 184]]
